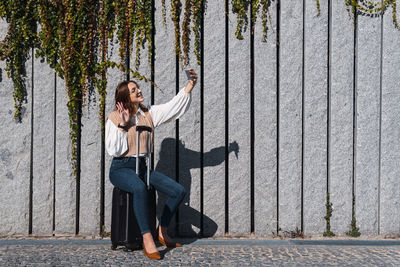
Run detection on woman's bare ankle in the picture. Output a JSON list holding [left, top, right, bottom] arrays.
[[142, 233, 157, 253]]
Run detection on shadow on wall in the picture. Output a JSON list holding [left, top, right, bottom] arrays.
[[155, 137, 239, 238]]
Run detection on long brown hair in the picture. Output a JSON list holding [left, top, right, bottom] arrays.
[[114, 80, 148, 115]]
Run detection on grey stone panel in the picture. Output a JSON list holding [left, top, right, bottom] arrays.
[[177, 23, 201, 237], [329, 0, 353, 234], [104, 37, 125, 233], [254, 2, 278, 236], [228, 1, 251, 236], [203, 0, 226, 237], [32, 53, 55, 235], [0, 21, 31, 235], [278, 0, 303, 232], [54, 76, 76, 234], [355, 14, 381, 234], [132, 31, 152, 102], [132, 30, 152, 130], [303, 0, 328, 234], [80, 90, 101, 235], [380, 6, 400, 235], [154, 0, 178, 237]]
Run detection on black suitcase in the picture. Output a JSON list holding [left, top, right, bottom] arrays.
[[110, 126, 156, 251], [110, 186, 156, 251]]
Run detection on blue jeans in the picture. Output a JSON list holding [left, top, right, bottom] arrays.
[[109, 157, 186, 235]]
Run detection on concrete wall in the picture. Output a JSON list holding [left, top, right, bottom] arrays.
[[1, 1, 400, 237]]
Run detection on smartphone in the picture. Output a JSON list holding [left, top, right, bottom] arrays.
[[185, 69, 193, 80]]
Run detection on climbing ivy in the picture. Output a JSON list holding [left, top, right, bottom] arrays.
[[231, 0, 249, 40], [316, 0, 321, 16], [346, 194, 361, 237], [192, 0, 204, 65], [0, 0, 399, 183], [0, 0, 39, 122], [323, 193, 335, 237], [0, 0, 150, 177], [347, 0, 399, 29]]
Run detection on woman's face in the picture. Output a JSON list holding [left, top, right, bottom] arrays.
[[128, 82, 144, 104]]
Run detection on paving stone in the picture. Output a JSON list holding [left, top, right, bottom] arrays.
[[1, 240, 400, 266]]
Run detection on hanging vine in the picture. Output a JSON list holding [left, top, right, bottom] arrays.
[[96, 0, 116, 139], [316, 0, 321, 16], [231, 0, 249, 40], [0, 0, 151, 177], [57, 0, 100, 176], [346, 0, 399, 29], [192, 0, 204, 65], [0, 0, 39, 122], [0, 0, 399, 182], [162, 0, 167, 27], [133, 0, 153, 73], [181, 0, 192, 66], [171, 0, 182, 62]]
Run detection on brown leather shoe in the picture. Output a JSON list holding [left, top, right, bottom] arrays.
[[158, 235, 182, 248], [143, 243, 161, 260]]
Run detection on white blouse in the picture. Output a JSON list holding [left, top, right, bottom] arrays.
[[105, 87, 191, 157]]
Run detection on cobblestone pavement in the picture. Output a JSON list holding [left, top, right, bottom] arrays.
[[0, 239, 400, 266]]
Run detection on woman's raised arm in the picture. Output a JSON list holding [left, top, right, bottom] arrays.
[[149, 69, 197, 128], [149, 87, 192, 128]]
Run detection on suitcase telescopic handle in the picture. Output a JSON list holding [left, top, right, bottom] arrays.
[[136, 125, 152, 190]]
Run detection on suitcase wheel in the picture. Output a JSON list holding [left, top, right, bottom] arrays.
[[111, 243, 117, 250], [125, 243, 139, 251]]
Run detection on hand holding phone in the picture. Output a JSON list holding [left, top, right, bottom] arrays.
[[185, 69, 194, 80], [183, 68, 198, 93]]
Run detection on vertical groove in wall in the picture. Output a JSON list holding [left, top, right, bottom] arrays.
[[224, 0, 229, 235], [377, 9, 383, 235], [351, 6, 358, 223], [327, 0, 332, 196], [53, 72, 57, 235], [100, 107, 105, 236], [29, 48, 34, 235], [175, 54, 180, 235], [249, 0, 255, 234], [76, 97, 82, 235], [199, 0, 205, 237], [276, 0, 280, 234], [100, 49, 106, 236], [150, 0, 155, 170], [126, 36, 130, 80], [301, 0, 305, 234]]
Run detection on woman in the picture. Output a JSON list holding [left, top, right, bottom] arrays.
[[105, 69, 198, 260]]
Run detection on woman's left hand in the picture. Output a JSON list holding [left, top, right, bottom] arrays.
[[189, 68, 198, 86], [185, 68, 198, 94]]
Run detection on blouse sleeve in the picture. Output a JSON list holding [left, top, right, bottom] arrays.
[[149, 87, 191, 128], [105, 119, 128, 157]]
